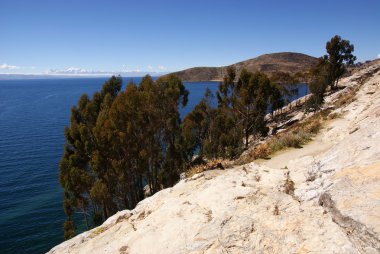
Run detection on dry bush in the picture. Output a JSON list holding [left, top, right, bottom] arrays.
[[90, 226, 106, 238], [238, 114, 323, 165], [334, 88, 357, 108], [249, 143, 271, 160], [268, 121, 318, 152], [185, 158, 233, 178], [301, 118, 322, 134], [273, 205, 280, 216], [186, 164, 209, 178], [328, 112, 341, 119], [294, 112, 323, 132], [283, 177, 295, 195], [236, 80, 360, 165], [237, 103, 347, 168]]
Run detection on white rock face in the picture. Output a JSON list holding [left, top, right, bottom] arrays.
[[48, 63, 380, 254]]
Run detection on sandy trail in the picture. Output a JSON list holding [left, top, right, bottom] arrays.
[[255, 117, 349, 169]]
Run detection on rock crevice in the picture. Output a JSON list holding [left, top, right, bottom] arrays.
[[319, 192, 380, 253]]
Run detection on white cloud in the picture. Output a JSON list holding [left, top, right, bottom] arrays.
[[44, 65, 163, 76], [377, 53, 380, 59], [48, 67, 119, 75], [121, 65, 142, 72], [0, 63, 19, 69], [49, 67, 92, 74], [158, 65, 167, 71]]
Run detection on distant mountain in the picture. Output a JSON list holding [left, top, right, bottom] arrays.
[[0, 72, 168, 80], [47, 68, 168, 77], [169, 52, 318, 82]]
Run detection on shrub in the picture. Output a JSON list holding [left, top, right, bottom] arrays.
[[185, 158, 233, 178], [283, 177, 295, 195], [257, 116, 322, 157], [249, 143, 271, 159], [328, 112, 341, 120], [334, 88, 357, 108], [273, 205, 280, 216], [268, 130, 313, 152], [237, 109, 324, 164]]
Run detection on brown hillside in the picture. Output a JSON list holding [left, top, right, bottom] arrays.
[[170, 52, 318, 82]]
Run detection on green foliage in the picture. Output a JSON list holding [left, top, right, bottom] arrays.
[[306, 35, 356, 111], [270, 71, 299, 85], [61, 36, 353, 240], [307, 57, 330, 110], [216, 66, 236, 108], [243, 114, 323, 163], [59, 75, 189, 239], [92, 212, 103, 226], [183, 68, 284, 160], [182, 88, 215, 158], [269, 131, 312, 152], [63, 220, 75, 240], [269, 117, 321, 153], [306, 80, 329, 111], [324, 35, 356, 89]]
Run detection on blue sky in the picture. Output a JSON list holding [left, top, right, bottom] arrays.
[[1, 0, 379, 74]]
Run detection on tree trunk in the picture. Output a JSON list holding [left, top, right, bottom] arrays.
[[245, 132, 249, 148], [81, 199, 89, 230], [102, 201, 108, 219]]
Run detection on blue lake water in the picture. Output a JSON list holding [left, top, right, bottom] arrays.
[[0, 77, 307, 254], [0, 77, 219, 254]]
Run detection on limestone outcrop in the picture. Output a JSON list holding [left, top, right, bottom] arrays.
[[48, 61, 380, 254]]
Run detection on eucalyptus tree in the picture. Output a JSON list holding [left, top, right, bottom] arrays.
[[235, 70, 276, 147], [306, 35, 356, 111], [182, 88, 215, 159], [324, 35, 356, 89], [154, 74, 189, 187], [185, 68, 283, 158], [60, 76, 122, 238]]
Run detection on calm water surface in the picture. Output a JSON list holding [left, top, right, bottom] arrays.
[[0, 77, 219, 254]]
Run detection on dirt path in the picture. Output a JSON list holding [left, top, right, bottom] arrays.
[[255, 118, 344, 169]]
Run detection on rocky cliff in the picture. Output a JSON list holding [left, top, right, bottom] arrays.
[[49, 61, 380, 254]]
